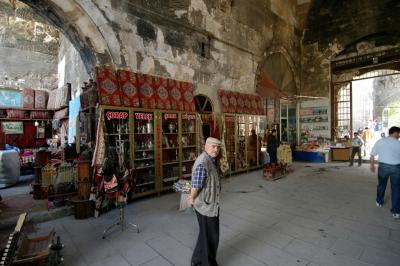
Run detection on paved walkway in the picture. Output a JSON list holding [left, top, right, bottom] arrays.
[[32, 163, 400, 266]]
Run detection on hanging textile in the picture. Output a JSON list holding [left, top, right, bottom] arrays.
[[92, 109, 106, 167]]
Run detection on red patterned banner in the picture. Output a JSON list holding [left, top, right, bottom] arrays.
[[180, 82, 196, 112], [96, 66, 121, 106], [138, 73, 156, 109], [117, 69, 140, 108], [153, 76, 171, 110], [168, 79, 184, 111], [228, 91, 237, 113], [235, 92, 245, 114], [218, 90, 230, 113], [249, 95, 257, 114], [256, 96, 264, 115], [243, 94, 252, 114]]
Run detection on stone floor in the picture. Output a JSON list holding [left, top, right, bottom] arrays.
[[30, 162, 399, 266]]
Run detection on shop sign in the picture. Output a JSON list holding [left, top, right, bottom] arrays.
[[2, 121, 23, 134], [182, 114, 196, 120], [163, 113, 177, 119], [106, 111, 129, 120], [225, 116, 235, 122], [135, 112, 153, 120]]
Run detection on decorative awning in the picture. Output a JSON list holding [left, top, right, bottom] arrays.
[[218, 90, 264, 115]]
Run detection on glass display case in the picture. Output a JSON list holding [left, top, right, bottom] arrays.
[[133, 111, 156, 194], [223, 114, 266, 174], [104, 109, 130, 170], [100, 106, 201, 197], [224, 115, 236, 172], [280, 101, 297, 146], [181, 113, 198, 179], [236, 115, 247, 171], [161, 112, 180, 189], [247, 116, 259, 169]]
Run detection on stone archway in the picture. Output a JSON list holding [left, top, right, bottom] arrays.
[[20, 0, 113, 73], [195, 94, 214, 140], [255, 50, 298, 98]]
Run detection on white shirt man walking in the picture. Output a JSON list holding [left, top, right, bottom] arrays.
[[370, 126, 400, 219]]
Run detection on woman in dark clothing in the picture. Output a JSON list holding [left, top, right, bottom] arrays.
[[267, 129, 279, 163]]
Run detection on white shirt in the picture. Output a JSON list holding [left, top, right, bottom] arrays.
[[352, 136, 363, 147], [370, 137, 400, 165]]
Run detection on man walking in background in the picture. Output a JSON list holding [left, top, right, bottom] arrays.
[[189, 137, 222, 266], [370, 126, 400, 219], [349, 132, 364, 166]]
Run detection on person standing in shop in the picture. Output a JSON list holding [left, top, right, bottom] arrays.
[[361, 127, 374, 156], [370, 126, 400, 219], [267, 129, 279, 163], [189, 137, 222, 266], [349, 132, 364, 166]]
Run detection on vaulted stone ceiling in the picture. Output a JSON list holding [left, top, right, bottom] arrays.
[[303, 0, 400, 51]]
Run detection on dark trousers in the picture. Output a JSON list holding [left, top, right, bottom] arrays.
[[377, 163, 400, 214], [192, 210, 219, 266], [350, 147, 362, 166], [269, 152, 277, 164]]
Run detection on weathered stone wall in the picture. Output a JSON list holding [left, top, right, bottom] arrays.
[[301, 0, 400, 97], [0, 0, 59, 90], [18, 0, 302, 112], [80, 0, 302, 111], [58, 35, 90, 97]]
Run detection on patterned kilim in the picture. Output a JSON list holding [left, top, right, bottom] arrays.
[[117, 69, 140, 108], [96, 66, 121, 106], [153, 76, 171, 110], [138, 73, 156, 109]]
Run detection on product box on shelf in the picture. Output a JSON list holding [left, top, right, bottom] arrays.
[[22, 88, 35, 109], [34, 90, 48, 109]]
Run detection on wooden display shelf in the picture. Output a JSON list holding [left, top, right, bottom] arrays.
[[135, 165, 155, 170], [163, 161, 179, 166], [134, 157, 154, 161], [162, 147, 178, 150], [135, 148, 154, 152], [182, 145, 196, 148], [163, 132, 178, 135], [163, 176, 178, 182], [105, 133, 129, 136], [182, 159, 195, 163], [136, 181, 155, 187]]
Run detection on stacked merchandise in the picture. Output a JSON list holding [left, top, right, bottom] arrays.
[[277, 144, 292, 165], [263, 163, 288, 181], [173, 179, 192, 194]]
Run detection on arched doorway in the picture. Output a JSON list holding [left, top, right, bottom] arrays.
[[332, 65, 400, 158], [194, 94, 214, 141]]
